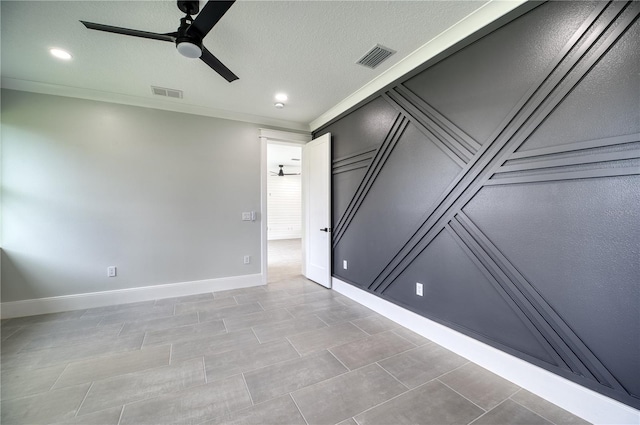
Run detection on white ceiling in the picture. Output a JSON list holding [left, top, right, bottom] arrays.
[[267, 144, 302, 174], [0, 1, 498, 131]]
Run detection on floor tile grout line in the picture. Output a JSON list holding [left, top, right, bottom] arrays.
[[509, 395, 563, 425], [48, 362, 70, 391], [289, 392, 311, 425], [241, 372, 256, 406], [116, 404, 125, 425], [468, 398, 511, 425], [436, 378, 488, 412], [285, 336, 304, 358], [376, 361, 411, 391], [74, 381, 94, 418], [201, 356, 208, 384]]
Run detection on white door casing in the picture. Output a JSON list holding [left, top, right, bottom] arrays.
[[302, 133, 332, 288]]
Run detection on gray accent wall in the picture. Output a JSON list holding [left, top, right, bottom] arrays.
[[1, 89, 262, 302], [315, 1, 640, 409]]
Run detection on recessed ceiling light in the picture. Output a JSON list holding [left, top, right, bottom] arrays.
[[50, 48, 72, 60], [275, 93, 288, 102], [274, 102, 285, 109]]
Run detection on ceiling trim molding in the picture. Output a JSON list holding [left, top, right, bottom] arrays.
[[259, 128, 311, 144], [309, 0, 528, 132], [1, 77, 310, 132]]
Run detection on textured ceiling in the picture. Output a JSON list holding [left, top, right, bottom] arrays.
[[1, 1, 490, 130]]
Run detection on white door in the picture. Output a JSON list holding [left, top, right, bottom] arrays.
[[302, 133, 332, 288]]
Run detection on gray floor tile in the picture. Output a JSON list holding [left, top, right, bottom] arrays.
[[119, 374, 252, 425], [3, 316, 102, 337], [292, 363, 407, 425], [287, 322, 368, 356], [0, 383, 90, 425], [98, 304, 176, 325], [142, 319, 227, 346], [205, 395, 306, 425], [439, 362, 520, 410], [83, 301, 156, 316], [336, 419, 359, 425], [234, 289, 293, 305], [259, 289, 336, 311], [392, 327, 431, 346], [314, 304, 375, 325], [153, 293, 214, 306], [54, 406, 123, 425], [471, 399, 553, 425], [252, 315, 328, 343], [20, 323, 124, 351], [170, 329, 260, 362], [224, 308, 294, 332], [354, 380, 485, 425], [330, 330, 416, 370], [351, 315, 400, 335], [285, 297, 348, 318], [378, 343, 468, 388], [0, 333, 144, 370], [119, 312, 198, 335], [198, 302, 265, 322], [205, 339, 300, 382], [174, 297, 238, 315], [78, 357, 205, 415], [244, 350, 347, 404], [53, 344, 171, 388], [1, 310, 87, 327], [511, 390, 592, 425], [1, 363, 66, 400], [271, 280, 327, 296], [212, 285, 268, 300]]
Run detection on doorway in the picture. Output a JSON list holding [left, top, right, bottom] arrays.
[[266, 143, 303, 283], [259, 129, 311, 285]]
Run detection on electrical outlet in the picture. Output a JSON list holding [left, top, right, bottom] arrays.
[[416, 282, 423, 296], [243, 255, 251, 264], [107, 266, 117, 277], [343, 260, 348, 270], [241, 212, 252, 221]]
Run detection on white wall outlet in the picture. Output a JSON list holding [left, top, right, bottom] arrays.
[[243, 255, 251, 264], [343, 260, 348, 270], [241, 212, 252, 221], [107, 266, 117, 277], [416, 282, 423, 296]]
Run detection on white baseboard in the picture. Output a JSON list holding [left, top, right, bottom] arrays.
[[1, 274, 264, 319], [333, 277, 640, 425]]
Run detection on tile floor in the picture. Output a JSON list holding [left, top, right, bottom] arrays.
[[0, 240, 590, 425]]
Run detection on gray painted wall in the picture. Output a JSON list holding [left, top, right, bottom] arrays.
[[316, 1, 640, 409], [1, 89, 262, 302]]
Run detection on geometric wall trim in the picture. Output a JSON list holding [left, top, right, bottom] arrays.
[[317, 0, 640, 409]]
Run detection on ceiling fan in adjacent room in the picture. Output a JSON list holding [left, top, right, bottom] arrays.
[[270, 165, 301, 177], [80, 0, 239, 82]]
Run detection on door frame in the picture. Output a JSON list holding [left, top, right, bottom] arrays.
[[259, 129, 311, 285]]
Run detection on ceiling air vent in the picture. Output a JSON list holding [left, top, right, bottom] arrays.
[[356, 44, 396, 69], [151, 86, 183, 99]]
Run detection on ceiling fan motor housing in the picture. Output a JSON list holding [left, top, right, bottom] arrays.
[[176, 17, 203, 58], [177, 0, 199, 16]]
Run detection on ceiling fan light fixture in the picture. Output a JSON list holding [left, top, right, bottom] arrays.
[[177, 40, 202, 58], [50, 48, 72, 60]]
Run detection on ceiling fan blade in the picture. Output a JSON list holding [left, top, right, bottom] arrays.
[[81, 21, 177, 42], [190, 1, 235, 38], [200, 47, 239, 82]]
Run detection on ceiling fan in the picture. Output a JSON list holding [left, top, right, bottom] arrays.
[[80, 0, 239, 82], [270, 165, 301, 177]]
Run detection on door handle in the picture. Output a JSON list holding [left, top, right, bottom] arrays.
[[320, 227, 332, 232]]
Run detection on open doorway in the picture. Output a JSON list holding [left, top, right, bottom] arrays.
[[266, 142, 303, 283]]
